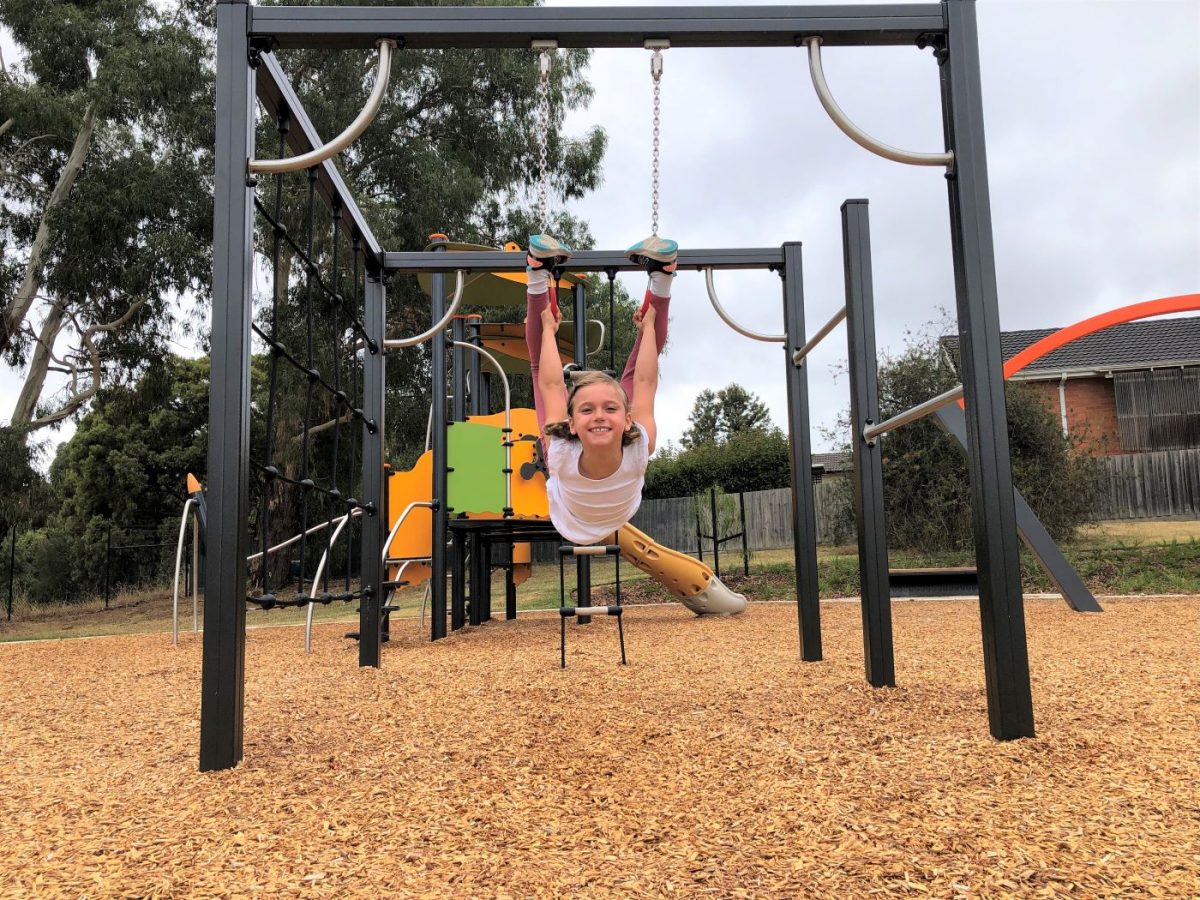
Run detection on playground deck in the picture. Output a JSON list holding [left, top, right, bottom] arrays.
[[1, 599, 1197, 896]]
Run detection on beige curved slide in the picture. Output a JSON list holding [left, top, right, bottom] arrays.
[[616, 523, 748, 616]]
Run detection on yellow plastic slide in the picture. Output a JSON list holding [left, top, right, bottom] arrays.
[[614, 523, 747, 616]]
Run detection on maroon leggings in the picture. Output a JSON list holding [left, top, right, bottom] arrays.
[[525, 288, 671, 434]]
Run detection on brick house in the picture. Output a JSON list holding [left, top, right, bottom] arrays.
[[942, 317, 1200, 455]]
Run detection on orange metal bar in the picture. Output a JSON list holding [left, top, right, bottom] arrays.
[[1003, 294, 1200, 380]]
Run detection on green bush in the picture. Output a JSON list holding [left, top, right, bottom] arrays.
[[645, 428, 791, 498], [871, 334, 1100, 551]]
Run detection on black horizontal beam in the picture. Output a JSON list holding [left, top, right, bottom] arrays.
[[251, 4, 945, 51], [255, 53, 384, 271], [384, 247, 785, 275]]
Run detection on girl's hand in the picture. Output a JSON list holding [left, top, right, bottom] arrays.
[[540, 303, 562, 330], [634, 304, 656, 331]]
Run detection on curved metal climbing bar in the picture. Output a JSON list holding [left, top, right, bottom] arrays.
[[250, 39, 399, 175], [384, 271, 466, 349], [703, 268, 785, 343], [803, 37, 952, 168]]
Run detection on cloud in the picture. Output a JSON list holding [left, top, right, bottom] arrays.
[[550, 0, 1199, 449]]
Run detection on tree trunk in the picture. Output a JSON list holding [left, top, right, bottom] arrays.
[[10, 301, 67, 425], [1, 101, 97, 356]]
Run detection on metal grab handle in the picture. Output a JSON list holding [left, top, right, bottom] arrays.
[[793, 306, 847, 366], [171, 498, 196, 647], [703, 268, 785, 343], [250, 40, 399, 174], [863, 384, 964, 443], [384, 271, 466, 349], [802, 37, 953, 168], [302, 513, 354, 652]]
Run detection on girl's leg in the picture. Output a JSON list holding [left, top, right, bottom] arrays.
[[620, 272, 671, 400], [526, 276, 566, 435]]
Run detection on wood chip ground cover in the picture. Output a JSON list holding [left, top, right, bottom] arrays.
[[1, 598, 1197, 897]]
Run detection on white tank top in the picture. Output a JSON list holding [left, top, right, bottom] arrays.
[[545, 423, 649, 544]]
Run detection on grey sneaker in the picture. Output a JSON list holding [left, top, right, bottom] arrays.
[[527, 233, 572, 268], [626, 235, 678, 270]]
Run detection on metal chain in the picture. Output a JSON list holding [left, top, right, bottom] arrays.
[[535, 47, 553, 231], [650, 49, 663, 236]]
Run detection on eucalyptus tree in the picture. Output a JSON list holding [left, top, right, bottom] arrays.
[[0, 0, 214, 431]]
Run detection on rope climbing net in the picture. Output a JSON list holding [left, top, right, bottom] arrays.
[[247, 107, 380, 611]]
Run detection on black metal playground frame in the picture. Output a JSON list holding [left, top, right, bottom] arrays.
[[206, 0, 1037, 772]]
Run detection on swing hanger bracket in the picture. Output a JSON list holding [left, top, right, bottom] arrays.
[[645, 39, 668, 79]]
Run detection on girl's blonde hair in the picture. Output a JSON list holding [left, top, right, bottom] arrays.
[[544, 371, 640, 447]]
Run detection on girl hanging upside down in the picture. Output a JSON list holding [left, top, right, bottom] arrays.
[[524, 233, 677, 545]]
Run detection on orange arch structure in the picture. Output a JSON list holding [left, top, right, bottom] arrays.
[[1002, 293, 1200, 381]]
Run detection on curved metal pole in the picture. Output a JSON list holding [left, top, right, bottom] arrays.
[[249, 40, 398, 174], [704, 268, 785, 343], [171, 498, 195, 647], [452, 340, 512, 514], [803, 37, 953, 168], [792, 306, 847, 365], [312, 503, 433, 650], [587, 319, 606, 357], [302, 513, 352, 651], [381, 501, 437, 567], [383, 271, 466, 349]]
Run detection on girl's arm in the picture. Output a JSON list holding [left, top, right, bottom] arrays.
[[630, 306, 658, 454], [537, 303, 568, 424]]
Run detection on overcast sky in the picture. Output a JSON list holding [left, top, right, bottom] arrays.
[[3, 0, 1198, 462], [548, 0, 1199, 451]]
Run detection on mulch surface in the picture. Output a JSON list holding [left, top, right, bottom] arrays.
[[1, 598, 1197, 897]]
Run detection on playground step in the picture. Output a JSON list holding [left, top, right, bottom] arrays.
[[888, 567, 978, 598]]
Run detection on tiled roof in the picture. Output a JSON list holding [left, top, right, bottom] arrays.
[[941, 316, 1200, 374], [812, 450, 853, 473]]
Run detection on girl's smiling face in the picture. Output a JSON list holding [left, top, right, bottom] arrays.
[[568, 382, 632, 451]]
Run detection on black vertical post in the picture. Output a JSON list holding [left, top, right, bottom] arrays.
[[451, 316, 466, 422], [200, 0, 254, 773], [781, 242, 822, 662], [841, 200, 894, 688], [430, 267, 449, 640], [505, 555, 517, 620], [480, 537, 493, 622], [468, 320, 486, 417], [103, 524, 112, 610], [739, 492, 749, 576], [6, 525, 15, 621], [358, 275, 386, 667], [451, 530, 466, 631], [941, 0, 1035, 739], [710, 487, 721, 578], [572, 282, 592, 623], [468, 529, 488, 627]]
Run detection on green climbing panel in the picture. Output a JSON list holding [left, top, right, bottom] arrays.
[[446, 421, 507, 515]]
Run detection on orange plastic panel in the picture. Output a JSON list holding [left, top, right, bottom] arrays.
[[386, 450, 433, 560]]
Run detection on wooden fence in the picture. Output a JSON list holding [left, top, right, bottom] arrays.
[[1093, 449, 1200, 519]]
